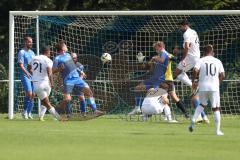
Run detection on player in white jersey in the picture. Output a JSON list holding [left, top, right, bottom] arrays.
[[30, 46, 61, 121], [174, 19, 200, 93], [189, 45, 225, 136], [141, 88, 177, 123]]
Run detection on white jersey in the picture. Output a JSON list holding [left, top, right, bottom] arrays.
[[195, 56, 224, 91], [141, 88, 168, 115], [30, 55, 53, 83], [183, 28, 200, 58]]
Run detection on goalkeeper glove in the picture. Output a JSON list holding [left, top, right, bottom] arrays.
[[136, 52, 146, 63]]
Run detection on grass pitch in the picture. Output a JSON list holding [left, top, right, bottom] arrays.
[[0, 114, 240, 160]]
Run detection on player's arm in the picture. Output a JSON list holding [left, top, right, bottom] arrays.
[[18, 63, 31, 78], [219, 61, 225, 84], [47, 67, 54, 87], [219, 72, 225, 84], [182, 42, 190, 61], [28, 64, 33, 75], [151, 54, 166, 64]]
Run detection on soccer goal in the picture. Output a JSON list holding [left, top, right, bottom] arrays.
[[9, 11, 240, 119]]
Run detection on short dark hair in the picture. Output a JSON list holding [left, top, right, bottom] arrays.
[[56, 40, 65, 52], [179, 19, 189, 26], [42, 46, 50, 53], [204, 44, 213, 54], [24, 36, 32, 42]]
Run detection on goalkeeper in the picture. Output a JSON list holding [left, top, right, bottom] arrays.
[[129, 41, 168, 115]]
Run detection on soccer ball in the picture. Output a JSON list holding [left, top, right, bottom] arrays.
[[101, 53, 112, 64]]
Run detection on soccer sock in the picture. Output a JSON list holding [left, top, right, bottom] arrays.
[[66, 101, 72, 115], [23, 96, 29, 112], [177, 72, 192, 87], [86, 97, 97, 111], [163, 105, 172, 121], [135, 92, 142, 109], [176, 100, 188, 114], [192, 105, 204, 122], [193, 99, 207, 119], [48, 107, 61, 120], [39, 105, 47, 118], [214, 110, 221, 132], [26, 97, 34, 114], [80, 100, 86, 113]]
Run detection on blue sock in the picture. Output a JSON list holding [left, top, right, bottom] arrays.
[[193, 99, 206, 118], [135, 92, 142, 107], [86, 98, 97, 111], [25, 97, 33, 114], [23, 96, 29, 112], [80, 100, 86, 113], [66, 101, 72, 115]]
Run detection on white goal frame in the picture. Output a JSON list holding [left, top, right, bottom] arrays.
[[9, 10, 240, 119]]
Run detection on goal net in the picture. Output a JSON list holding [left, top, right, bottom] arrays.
[[9, 11, 240, 119]]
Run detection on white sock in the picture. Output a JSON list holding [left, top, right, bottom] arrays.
[[214, 110, 221, 132], [39, 105, 47, 118], [163, 105, 172, 121], [177, 72, 192, 87], [192, 105, 204, 122], [48, 107, 61, 120]]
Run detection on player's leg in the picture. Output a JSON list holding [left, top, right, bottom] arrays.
[[192, 94, 209, 123], [128, 83, 146, 115], [79, 80, 104, 117], [21, 77, 34, 119], [211, 91, 223, 136], [65, 101, 72, 117], [78, 94, 86, 116], [165, 81, 190, 118], [35, 83, 61, 121], [189, 91, 208, 132]]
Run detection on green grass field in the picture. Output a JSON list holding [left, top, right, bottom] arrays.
[[0, 115, 240, 160]]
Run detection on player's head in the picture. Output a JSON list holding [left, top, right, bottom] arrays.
[[42, 46, 51, 58], [56, 40, 68, 54], [153, 41, 165, 53], [204, 44, 214, 56], [24, 37, 33, 49], [71, 52, 78, 63], [179, 19, 189, 32]]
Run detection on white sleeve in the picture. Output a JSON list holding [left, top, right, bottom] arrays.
[[194, 59, 201, 70], [183, 32, 191, 43], [46, 58, 53, 68]]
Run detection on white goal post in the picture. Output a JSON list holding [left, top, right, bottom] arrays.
[[9, 10, 240, 119]]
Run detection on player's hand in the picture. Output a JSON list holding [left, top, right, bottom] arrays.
[[81, 72, 87, 79], [58, 64, 65, 71], [151, 56, 158, 62], [136, 52, 145, 63]]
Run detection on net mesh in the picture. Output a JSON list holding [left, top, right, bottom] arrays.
[[13, 14, 240, 117]]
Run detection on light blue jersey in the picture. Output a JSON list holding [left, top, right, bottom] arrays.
[[53, 53, 80, 83], [53, 52, 88, 94], [17, 49, 35, 78]]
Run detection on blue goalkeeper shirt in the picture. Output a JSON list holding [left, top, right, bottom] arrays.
[[151, 51, 168, 81], [17, 48, 35, 78], [53, 53, 80, 83]]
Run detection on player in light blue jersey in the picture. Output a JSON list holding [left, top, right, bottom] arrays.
[[66, 52, 87, 117], [18, 37, 35, 119], [129, 41, 169, 115], [53, 41, 104, 117]]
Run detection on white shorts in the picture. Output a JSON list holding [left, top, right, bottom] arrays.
[[141, 98, 165, 115], [177, 54, 199, 72], [198, 91, 220, 108], [33, 81, 51, 100]]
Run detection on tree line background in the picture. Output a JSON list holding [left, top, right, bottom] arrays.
[[0, 0, 240, 112]]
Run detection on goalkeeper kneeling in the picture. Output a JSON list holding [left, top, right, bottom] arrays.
[[141, 88, 178, 123]]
